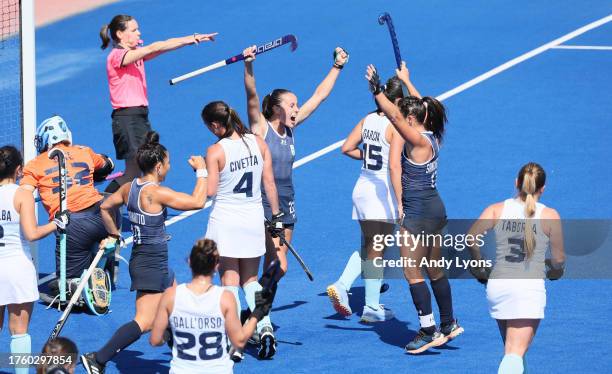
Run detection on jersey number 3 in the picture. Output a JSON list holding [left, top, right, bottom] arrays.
[[233, 171, 253, 197], [362, 144, 383, 171]]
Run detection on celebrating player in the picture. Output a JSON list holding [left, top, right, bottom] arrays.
[[201, 101, 282, 360], [366, 64, 463, 353], [150, 238, 276, 373], [468, 162, 565, 373], [100, 14, 217, 193], [0, 146, 68, 374], [326, 76, 405, 322], [20, 116, 116, 300], [242, 45, 349, 280], [81, 131, 207, 374]]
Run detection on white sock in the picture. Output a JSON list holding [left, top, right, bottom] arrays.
[[337, 251, 362, 290]]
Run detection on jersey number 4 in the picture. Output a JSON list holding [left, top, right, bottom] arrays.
[[175, 331, 225, 361], [362, 144, 383, 171], [233, 171, 253, 197]]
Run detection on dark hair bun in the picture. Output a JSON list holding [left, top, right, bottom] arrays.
[[145, 131, 160, 145]]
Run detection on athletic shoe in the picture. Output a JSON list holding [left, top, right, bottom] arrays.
[[326, 282, 352, 316], [229, 346, 244, 363], [81, 352, 105, 374], [440, 319, 464, 340], [405, 329, 448, 354], [258, 326, 277, 359], [360, 304, 395, 323]]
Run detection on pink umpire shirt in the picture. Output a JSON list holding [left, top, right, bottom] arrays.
[[106, 47, 148, 109]]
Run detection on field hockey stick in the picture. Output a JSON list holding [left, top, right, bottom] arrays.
[[266, 219, 314, 281], [170, 34, 298, 85], [378, 12, 402, 69], [48, 241, 114, 341], [49, 149, 68, 302]]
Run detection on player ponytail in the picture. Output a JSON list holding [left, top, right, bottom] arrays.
[[100, 14, 133, 50], [136, 131, 167, 174], [0, 145, 23, 180], [189, 238, 219, 277], [399, 96, 447, 142], [262, 89, 292, 120], [517, 162, 546, 259]]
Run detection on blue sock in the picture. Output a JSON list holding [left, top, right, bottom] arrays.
[[243, 281, 271, 330], [430, 277, 454, 325], [225, 286, 241, 320], [409, 281, 436, 334], [337, 251, 362, 290], [11, 334, 31, 374], [498, 354, 524, 374], [364, 278, 382, 307]]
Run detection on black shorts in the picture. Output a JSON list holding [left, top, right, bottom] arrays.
[[111, 106, 152, 160], [56, 201, 110, 279], [263, 193, 297, 225], [401, 189, 447, 235], [129, 242, 174, 292]]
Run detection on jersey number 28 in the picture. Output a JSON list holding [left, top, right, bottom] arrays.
[[175, 331, 225, 361]]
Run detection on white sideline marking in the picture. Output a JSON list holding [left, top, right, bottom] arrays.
[[552, 45, 612, 50], [38, 13, 612, 286]]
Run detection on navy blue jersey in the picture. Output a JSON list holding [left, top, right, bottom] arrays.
[[262, 123, 295, 197], [401, 132, 440, 191], [127, 179, 167, 245]]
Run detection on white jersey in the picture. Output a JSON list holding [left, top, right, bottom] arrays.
[[213, 134, 262, 206], [169, 284, 232, 374], [360, 112, 391, 176], [351, 113, 397, 220], [0, 184, 30, 259], [207, 134, 266, 258], [490, 198, 549, 279]]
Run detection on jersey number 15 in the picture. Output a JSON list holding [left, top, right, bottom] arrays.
[[362, 144, 383, 171]]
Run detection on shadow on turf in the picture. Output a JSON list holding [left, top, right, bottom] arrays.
[[113, 349, 170, 373]]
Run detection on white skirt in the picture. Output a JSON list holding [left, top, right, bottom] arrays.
[[486, 279, 546, 320], [352, 173, 397, 221], [206, 203, 265, 258], [0, 253, 39, 305]]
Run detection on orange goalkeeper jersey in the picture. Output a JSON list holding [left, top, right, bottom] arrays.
[[21, 144, 105, 218]]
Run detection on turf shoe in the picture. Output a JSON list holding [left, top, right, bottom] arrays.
[[405, 329, 448, 354], [229, 346, 244, 363], [326, 282, 352, 316], [360, 304, 395, 323], [440, 319, 464, 340], [81, 352, 105, 374], [258, 326, 277, 359]]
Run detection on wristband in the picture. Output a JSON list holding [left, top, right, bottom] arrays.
[[193, 33, 199, 45], [196, 169, 208, 178], [333, 63, 343, 70]]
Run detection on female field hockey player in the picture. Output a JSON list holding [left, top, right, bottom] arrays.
[[468, 162, 565, 374], [81, 131, 207, 374], [100, 14, 217, 193], [0, 146, 69, 374], [242, 45, 349, 279], [326, 76, 405, 322], [201, 101, 282, 360], [20, 116, 116, 298], [366, 64, 463, 354], [150, 238, 276, 374]]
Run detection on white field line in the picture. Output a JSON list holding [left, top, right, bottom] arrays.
[[552, 45, 612, 50], [39, 13, 612, 286]]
